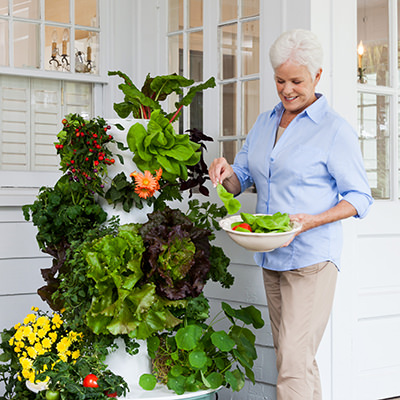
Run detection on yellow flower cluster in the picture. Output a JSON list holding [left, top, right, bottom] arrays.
[[9, 307, 82, 383]]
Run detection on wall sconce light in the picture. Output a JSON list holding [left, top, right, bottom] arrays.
[[357, 40, 367, 83], [49, 30, 60, 68], [75, 34, 94, 73], [48, 28, 70, 71], [61, 28, 70, 68]]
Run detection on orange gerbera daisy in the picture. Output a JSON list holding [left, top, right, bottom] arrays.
[[130, 169, 162, 199]]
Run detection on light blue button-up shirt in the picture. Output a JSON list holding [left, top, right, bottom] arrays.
[[232, 94, 373, 271]]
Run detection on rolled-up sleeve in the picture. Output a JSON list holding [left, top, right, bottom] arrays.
[[327, 120, 373, 219]]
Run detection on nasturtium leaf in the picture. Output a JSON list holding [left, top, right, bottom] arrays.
[[188, 350, 208, 369], [146, 336, 160, 358], [170, 365, 184, 377], [175, 325, 202, 351], [225, 369, 245, 392], [221, 302, 264, 329], [211, 331, 235, 352], [139, 374, 157, 390], [167, 375, 186, 395], [201, 371, 223, 389]]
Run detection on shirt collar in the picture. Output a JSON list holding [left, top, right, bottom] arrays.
[[270, 93, 328, 124]]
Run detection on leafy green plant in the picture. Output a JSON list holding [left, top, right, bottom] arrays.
[[22, 175, 107, 310], [127, 110, 201, 182], [141, 302, 264, 395], [108, 70, 215, 122]]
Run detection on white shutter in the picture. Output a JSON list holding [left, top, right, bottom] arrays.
[[64, 81, 93, 118], [0, 76, 30, 170], [31, 79, 61, 171]]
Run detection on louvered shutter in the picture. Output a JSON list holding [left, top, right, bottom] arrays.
[[0, 76, 30, 170], [31, 79, 61, 171]]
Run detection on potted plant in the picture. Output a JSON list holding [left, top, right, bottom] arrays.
[[0, 72, 264, 399]]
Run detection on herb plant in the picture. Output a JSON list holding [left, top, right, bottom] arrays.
[[141, 302, 264, 395]]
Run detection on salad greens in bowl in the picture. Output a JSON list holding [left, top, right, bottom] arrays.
[[219, 212, 302, 252]]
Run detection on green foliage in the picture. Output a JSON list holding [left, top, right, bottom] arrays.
[[238, 212, 292, 233], [108, 71, 215, 122], [56, 114, 124, 196], [143, 303, 265, 395], [217, 184, 241, 215], [127, 110, 201, 182]]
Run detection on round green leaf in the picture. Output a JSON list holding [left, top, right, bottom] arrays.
[[139, 374, 157, 391], [175, 325, 202, 351], [202, 371, 223, 389], [211, 331, 235, 351], [189, 350, 208, 369]]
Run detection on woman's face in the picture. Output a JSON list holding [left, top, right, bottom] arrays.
[[274, 61, 322, 115]]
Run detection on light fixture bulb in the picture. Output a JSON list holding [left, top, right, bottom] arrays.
[[357, 41, 364, 56]]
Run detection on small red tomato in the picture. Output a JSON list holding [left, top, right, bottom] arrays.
[[232, 223, 252, 232], [83, 373, 99, 388], [62, 118, 67, 124], [105, 391, 117, 398]]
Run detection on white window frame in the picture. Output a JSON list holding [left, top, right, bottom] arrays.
[[357, 0, 399, 200], [0, 0, 111, 205]]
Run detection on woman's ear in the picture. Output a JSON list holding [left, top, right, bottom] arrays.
[[315, 68, 323, 84]]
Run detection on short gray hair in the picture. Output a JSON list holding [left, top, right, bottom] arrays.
[[269, 29, 323, 77]]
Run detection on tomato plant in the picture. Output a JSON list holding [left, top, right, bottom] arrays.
[[45, 389, 60, 400], [83, 373, 99, 388]]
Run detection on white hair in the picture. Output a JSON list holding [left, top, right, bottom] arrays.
[[269, 29, 323, 78]]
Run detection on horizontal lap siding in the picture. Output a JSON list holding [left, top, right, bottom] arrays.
[[0, 206, 49, 331]]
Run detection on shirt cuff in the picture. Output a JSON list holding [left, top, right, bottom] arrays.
[[341, 191, 373, 219]]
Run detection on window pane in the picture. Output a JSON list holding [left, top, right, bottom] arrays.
[[241, 20, 259, 76], [45, 0, 69, 23], [169, 0, 183, 32], [222, 141, 237, 164], [14, 22, 40, 69], [13, 0, 40, 19], [189, 31, 203, 81], [242, 0, 259, 18], [242, 79, 259, 133], [221, 82, 236, 136], [0, 0, 8, 15], [358, 92, 390, 199], [357, 0, 389, 86], [220, 0, 237, 22], [189, 0, 202, 28], [0, 20, 8, 66], [45, 26, 65, 71], [75, 29, 98, 74], [219, 24, 237, 80], [75, 0, 98, 27], [168, 34, 183, 75]]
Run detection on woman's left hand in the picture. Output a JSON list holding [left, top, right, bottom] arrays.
[[281, 213, 316, 247]]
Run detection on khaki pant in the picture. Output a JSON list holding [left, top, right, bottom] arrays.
[[263, 261, 338, 400]]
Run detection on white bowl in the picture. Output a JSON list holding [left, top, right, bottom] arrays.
[[219, 214, 302, 252]]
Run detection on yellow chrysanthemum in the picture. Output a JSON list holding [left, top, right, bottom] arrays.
[[42, 337, 52, 349], [56, 337, 70, 353], [71, 350, 80, 360], [14, 322, 21, 330], [19, 357, 33, 370], [58, 353, 68, 362], [31, 306, 39, 312], [23, 314, 36, 325], [51, 314, 63, 328], [27, 347, 37, 358], [48, 331, 57, 343], [34, 342, 45, 355], [28, 331, 37, 345], [9, 337, 14, 346], [36, 316, 50, 327], [14, 346, 21, 353]]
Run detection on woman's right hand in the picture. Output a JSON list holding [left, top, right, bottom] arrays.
[[208, 157, 234, 187]]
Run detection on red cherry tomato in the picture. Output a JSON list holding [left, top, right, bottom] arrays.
[[83, 373, 99, 388], [105, 391, 118, 397], [232, 223, 252, 232]]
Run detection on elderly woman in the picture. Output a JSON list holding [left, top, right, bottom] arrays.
[[209, 29, 373, 400]]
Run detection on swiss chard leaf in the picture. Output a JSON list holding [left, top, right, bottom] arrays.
[[217, 184, 241, 214]]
